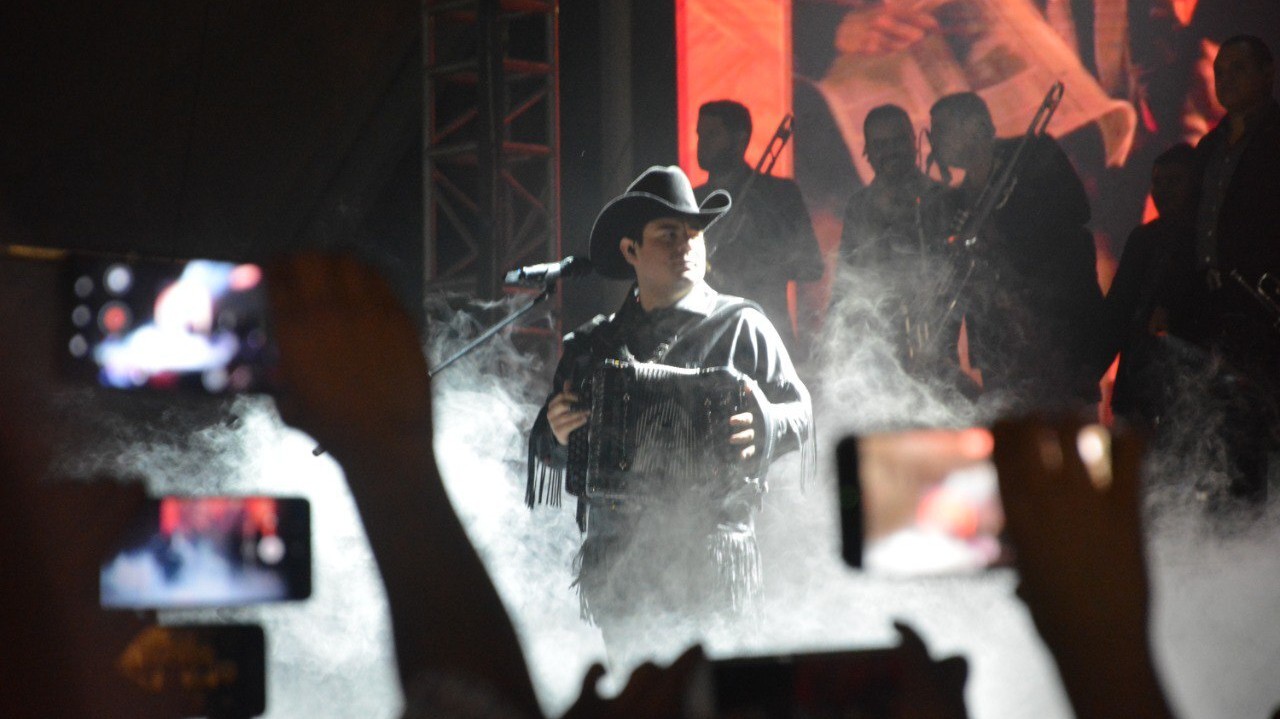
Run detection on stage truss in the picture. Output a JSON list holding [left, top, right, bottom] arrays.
[[424, 0, 561, 347]]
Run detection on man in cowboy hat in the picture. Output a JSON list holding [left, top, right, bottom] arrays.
[[526, 165, 814, 664]]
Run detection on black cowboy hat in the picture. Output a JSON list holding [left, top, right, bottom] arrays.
[[588, 165, 731, 279]]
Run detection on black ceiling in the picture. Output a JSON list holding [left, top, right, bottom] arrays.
[[0, 0, 423, 274]]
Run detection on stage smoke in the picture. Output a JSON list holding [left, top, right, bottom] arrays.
[[29, 268, 1279, 719]]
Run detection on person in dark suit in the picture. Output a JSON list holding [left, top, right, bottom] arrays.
[[1184, 34, 1280, 503], [1098, 143, 1207, 427], [927, 92, 1105, 412], [1192, 35, 1280, 344], [694, 100, 826, 357], [837, 104, 966, 386]]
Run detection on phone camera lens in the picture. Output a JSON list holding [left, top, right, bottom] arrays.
[[104, 264, 133, 295], [72, 304, 92, 328], [257, 535, 285, 565]]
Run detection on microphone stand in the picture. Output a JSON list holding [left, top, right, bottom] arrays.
[[429, 283, 553, 377], [311, 280, 557, 457]]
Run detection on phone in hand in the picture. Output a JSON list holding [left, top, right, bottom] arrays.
[[63, 253, 274, 393], [686, 644, 917, 718], [116, 623, 266, 719], [101, 496, 311, 609], [838, 428, 1012, 575]]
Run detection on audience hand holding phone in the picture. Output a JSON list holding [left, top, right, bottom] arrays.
[[562, 646, 705, 719], [266, 253, 433, 461], [0, 393, 197, 717], [265, 254, 544, 717], [991, 418, 1174, 719]]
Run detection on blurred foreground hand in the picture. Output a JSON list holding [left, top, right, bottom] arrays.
[[992, 417, 1173, 719], [265, 253, 432, 462]]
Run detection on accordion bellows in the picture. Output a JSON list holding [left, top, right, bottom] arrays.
[[568, 360, 750, 502]]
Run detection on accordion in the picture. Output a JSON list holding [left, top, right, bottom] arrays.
[[567, 360, 749, 501]]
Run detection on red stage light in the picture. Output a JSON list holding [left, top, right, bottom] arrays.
[[676, 0, 794, 186]]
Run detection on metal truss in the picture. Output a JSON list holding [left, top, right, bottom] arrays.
[[424, 0, 561, 313]]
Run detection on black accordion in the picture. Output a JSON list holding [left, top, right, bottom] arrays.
[[567, 360, 749, 501]]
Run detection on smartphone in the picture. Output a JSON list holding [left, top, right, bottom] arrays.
[[63, 253, 273, 393], [686, 645, 912, 718], [101, 496, 311, 609], [116, 623, 266, 719], [838, 428, 1011, 576]]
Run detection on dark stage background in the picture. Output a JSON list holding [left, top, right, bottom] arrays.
[[2, 3, 1280, 718]]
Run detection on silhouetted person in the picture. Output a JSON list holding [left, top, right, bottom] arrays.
[[1184, 34, 1280, 504], [839, 105, 948, 266], [1193, 35, 1280, 339], [695, 100, 826, 357], [928, 92, 1105, 412], [838, 104, 965, 385], [1102, 143, 1202, 420], [991, 417, 1175, 719]]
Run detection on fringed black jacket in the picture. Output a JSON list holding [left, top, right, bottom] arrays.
[[527, 281, 815, 524]]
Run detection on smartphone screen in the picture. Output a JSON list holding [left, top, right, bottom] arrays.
[[64, 255, 273, 393], [838, 428, 1011, 576], [686, 646, 907, 718], [116, 623, 266, 719], [101, 497, 311, 609]]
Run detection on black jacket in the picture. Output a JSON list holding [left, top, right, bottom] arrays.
[[961, 135, 1105, 405], [528, 282, 814, 513], [1190, 99, 1280, 390], [526, 282, 815, 621], [695, 172, 825, 347], [1194, 100, 1280, 288]]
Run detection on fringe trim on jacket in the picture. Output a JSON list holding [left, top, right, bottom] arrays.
[[569, 525, 762, 624], [525, 444, 564, 508]]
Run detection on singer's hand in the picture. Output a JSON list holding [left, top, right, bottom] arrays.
[[728, 381, 761, 462], [729, 412, 756, 461], [548, 381, 590, 445]]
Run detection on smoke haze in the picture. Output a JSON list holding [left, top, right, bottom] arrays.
[[17, 260, 1279, 719]]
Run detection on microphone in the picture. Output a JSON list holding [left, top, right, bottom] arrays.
[[503, 256, 592, 287]]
